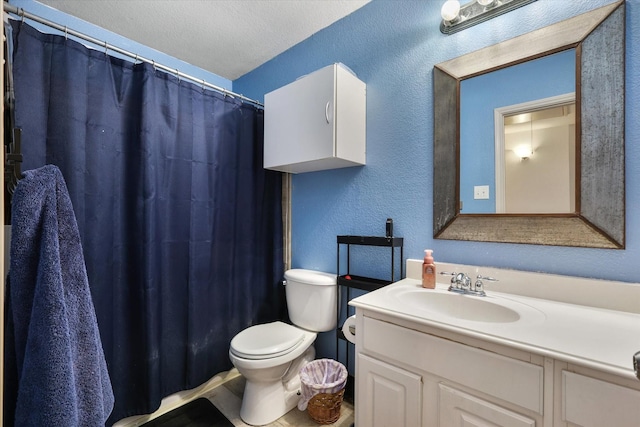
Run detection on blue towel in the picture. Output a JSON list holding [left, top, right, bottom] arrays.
[[4, 165, 114, 426]]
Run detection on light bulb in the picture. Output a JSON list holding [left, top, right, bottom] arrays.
[[441, 0, 461, 22], [477, 0, 495, 6], [513, 145, 532, 160]]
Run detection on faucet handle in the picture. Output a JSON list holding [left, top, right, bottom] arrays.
[[440, 271, 458, 286], [474, 275, 497, 295]]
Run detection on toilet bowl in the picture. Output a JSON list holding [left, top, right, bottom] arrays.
[[229, 269, 337, 426], [229, 322, 316, 425]]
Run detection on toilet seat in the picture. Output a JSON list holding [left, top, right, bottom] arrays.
[[230, 321, 305, 360]]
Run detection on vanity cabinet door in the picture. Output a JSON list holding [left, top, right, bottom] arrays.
[[439, 383, 536, 427], [357, 353, 422, 427], [562, 371, 640, 427]]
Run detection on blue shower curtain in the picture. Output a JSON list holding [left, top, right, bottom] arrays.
[[8, 21, 285, 424]]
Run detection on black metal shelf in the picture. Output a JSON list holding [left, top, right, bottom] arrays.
[[337, 235, 404, 247], [335, 234, 403, 403], [337, 274, 391, 292], [336, 235, 404, 289]]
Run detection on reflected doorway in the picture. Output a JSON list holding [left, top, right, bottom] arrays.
[[495, 93, 576, 214]]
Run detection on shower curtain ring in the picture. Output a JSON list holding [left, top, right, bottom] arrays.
[[104, 42, 109, 55], [19, 8, 25, 24], [64, 26, 68, 40], [201, 79, 206, 92], [176, 68, 180, 81]]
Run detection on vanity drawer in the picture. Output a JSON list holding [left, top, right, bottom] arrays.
[[361, 316, 543, 413], [562, 371, 640, 427]]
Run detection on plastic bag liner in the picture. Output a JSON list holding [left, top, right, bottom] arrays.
[[298, 359, 348, 411]]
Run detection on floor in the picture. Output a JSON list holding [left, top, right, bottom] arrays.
[[205, 374, 354, 427]]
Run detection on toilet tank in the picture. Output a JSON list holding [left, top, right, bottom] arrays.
[[284, 269, 337, 332]]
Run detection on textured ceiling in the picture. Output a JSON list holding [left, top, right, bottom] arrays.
[[36, 0, 371, 81]]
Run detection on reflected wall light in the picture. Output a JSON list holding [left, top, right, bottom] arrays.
[[513, 144, 533, 160], [513, 119, 534, 160], [440, 0, 537, 34]]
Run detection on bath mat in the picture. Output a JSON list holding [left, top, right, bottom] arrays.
[[140, 398, 233, 427]]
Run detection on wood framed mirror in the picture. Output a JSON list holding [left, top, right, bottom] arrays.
[[433, 0, 625, 249]]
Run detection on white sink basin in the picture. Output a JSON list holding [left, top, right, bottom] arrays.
[[394, 287, 545, 324]]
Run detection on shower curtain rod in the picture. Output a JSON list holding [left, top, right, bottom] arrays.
[[3, 4, 264, 108]]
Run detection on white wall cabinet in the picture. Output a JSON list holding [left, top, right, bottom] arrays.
[[264, 63, 366, 173]]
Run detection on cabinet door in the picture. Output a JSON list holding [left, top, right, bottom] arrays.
[[357, 354, 422, 427], [264, 65, 335, 169], [439, 384, 536, 427], [562, 371, 640, 427]]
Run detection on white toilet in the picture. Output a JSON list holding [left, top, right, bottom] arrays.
[[228, 269, 337, 426]]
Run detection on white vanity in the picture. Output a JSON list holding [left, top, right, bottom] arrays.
[[350, 260, 640, 426]]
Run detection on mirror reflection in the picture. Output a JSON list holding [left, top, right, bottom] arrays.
[[501, 102, 576, 213], [459, 49, 575, 214]]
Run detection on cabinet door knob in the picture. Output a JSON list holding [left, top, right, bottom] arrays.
[[325, 101, 331, 123]]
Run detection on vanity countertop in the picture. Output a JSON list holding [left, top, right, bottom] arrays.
[[350, 262, 640, 381]]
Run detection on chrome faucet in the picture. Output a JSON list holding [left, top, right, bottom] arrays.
[[440, 272, 498, 297], [455, 272, 471, 291]]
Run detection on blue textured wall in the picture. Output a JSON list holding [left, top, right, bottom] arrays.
[[235, 0, 640, 284]]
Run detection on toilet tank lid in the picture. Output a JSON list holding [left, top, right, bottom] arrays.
[[284, 269, 336, 286]]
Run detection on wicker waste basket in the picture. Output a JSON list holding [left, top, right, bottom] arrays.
[[298, 359, 348, 424]]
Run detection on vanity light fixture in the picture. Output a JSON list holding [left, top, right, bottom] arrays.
[[440, 0, 538, 35], [441, 0, 461, 22]]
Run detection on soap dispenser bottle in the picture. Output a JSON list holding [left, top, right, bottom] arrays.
[[422, 249, 436, 289]]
